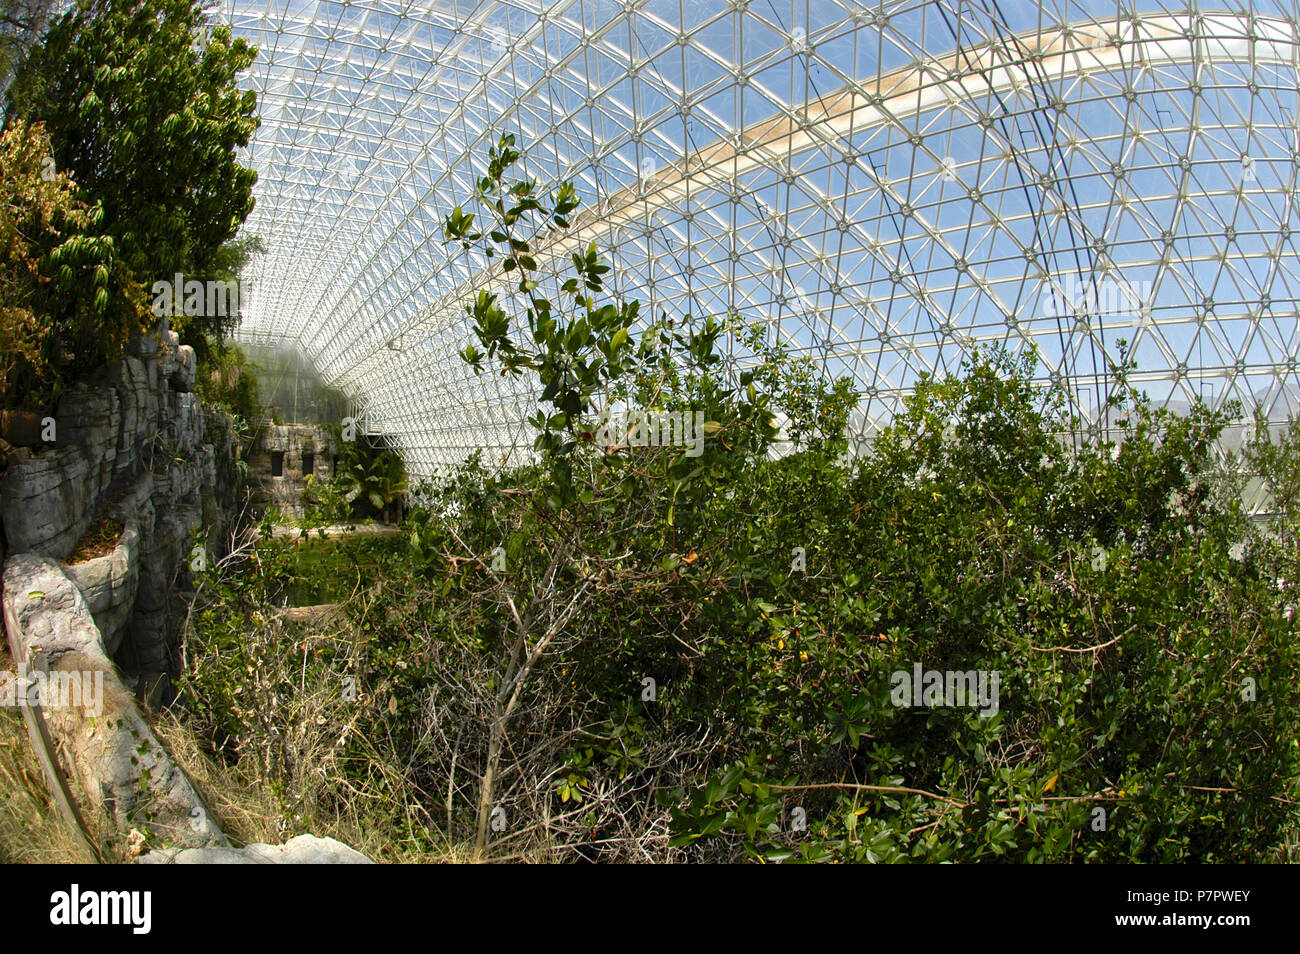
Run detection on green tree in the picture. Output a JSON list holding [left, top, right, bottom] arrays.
[[6, 0, 259, 346], [442, 133, 861, 859], [191, 233, 265, 362], [337, 440, 408, 523], [0, 119, 145, 408], [0, 0, 58, 93]]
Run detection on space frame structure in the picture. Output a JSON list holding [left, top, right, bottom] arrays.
[[223, 0, 1300, 475]]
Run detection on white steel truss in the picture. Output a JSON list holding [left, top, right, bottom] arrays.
[[222, 0, 1300, 475]]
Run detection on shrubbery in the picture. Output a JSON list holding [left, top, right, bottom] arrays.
[[195, 340, 260, 426], [335, 439, 407, 523], [1, 0, 259, 410], [0, 119, 147, 408], [6, 0, 259, 335], [174, 138, 1300, 862]]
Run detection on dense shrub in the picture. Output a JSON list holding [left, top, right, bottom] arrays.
[[661, 351, 1299, 862], [195, 340, 261, 432], [0, 119, 146, 409], [4, 0, 259, 370], [174, 139, 1300, 862], [335, 439, 407, 523]]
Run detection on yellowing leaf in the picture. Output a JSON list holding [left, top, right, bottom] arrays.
[[1043, 774, 1059, 793]]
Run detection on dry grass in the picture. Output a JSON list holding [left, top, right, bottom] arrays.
[[0, 704, 472, 864], [1, 642, 460, 864], [152, 705, 466, 863], [67, 514, 123, 564], [0, 693, 97, 863], [150, 711, 285, 849]]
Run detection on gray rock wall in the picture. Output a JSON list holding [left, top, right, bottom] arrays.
[[1, 327, 374, 864], [0, 320, 231, 694], [2, 553, 227, 853], [3, 552, 372, 863], [63, 515, 139, 657]]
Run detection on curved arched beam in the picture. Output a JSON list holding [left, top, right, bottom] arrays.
[[336, 9, 1298, 396], [245, 9, 1300, 467]]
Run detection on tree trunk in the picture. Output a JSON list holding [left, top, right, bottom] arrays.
[[472, 703, 507, 862]]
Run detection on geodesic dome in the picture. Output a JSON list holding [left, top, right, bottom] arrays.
[[222, 0, 1300, 475]]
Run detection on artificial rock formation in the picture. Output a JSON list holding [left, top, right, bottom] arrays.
[[3, 552, 226, 853], [62, 515, 139, 657], [0, 320, 235, 694], [0, 322, 376, 863], [3, 552, 374, 864], [139, 834, 373, 864]]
